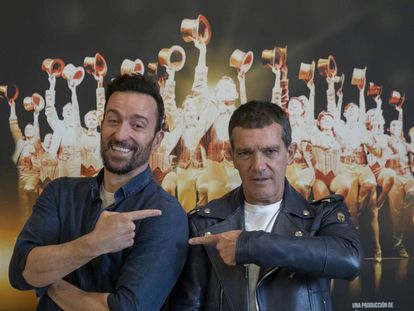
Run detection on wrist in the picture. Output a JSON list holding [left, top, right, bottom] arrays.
[[80, 232, 103, 258], [48, 278, 61, 292]]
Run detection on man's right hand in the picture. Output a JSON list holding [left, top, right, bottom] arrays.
[[90, 210, 162, 255]]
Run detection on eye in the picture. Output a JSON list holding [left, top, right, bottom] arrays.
[[131, 122, 145, 130], [263, 148, 278, 157], [237, 150, 252, 159], [106, 118, 119, 126], [108, 119, 118, 124]]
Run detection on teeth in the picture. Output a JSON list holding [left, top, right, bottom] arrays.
[[111, 145, 131, 153]]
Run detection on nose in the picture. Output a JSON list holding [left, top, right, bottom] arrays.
[[113, 121, 132, 141], [251, 151, 266, 172]]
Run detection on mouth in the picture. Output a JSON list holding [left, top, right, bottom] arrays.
[[251, 177, 271, 184], [111, 145, 131, 153], [107, 142, 134, 155]]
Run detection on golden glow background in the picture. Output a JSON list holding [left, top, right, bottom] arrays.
[[1, 1, 413, 310]]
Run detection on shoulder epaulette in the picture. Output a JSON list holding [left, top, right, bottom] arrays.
[[309, 194, 344, 205], [188, 207, 202, 216]]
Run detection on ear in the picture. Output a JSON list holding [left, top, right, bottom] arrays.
[[286, 143, 297, 165], [151, 131, 164, 151]]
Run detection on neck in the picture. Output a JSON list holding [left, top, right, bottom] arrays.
[[244, 187, 284, 205], [103, 164, 148, 193]]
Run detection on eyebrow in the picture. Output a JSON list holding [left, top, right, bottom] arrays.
[[106, 109, 149, 123], [129, 115, 149, 123], [105, 109, 121, 117], [235, 145, 281, 153], [235, 147, 252, 153], [262, 145, 280, 150]]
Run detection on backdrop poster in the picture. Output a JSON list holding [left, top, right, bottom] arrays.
[[0, 1, 413, 310]]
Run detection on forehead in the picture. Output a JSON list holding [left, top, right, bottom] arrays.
[[106, 91, 157, 119], [345, 104, 358, 112], [321, 114, 333, 121], [85, 112, 97, 119], [287, 100, 303, 111], [289, 99, 301, 106], [231, 123, 284, 148]]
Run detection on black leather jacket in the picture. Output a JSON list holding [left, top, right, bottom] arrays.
[[171, 180, 363, 311]]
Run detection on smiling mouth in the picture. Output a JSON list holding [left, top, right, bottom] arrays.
[[110, 144, 132, 153]]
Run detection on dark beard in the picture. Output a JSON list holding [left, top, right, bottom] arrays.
[[101, 138, 154, 175]]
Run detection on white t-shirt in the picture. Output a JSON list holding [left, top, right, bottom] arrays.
[[244, 200, 282, 311], [100, 183, 115, 209]]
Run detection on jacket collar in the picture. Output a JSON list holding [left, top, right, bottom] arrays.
[[197, 179, 315, 224], [273, 179, 315, 234], [197, 186, 245, 221]]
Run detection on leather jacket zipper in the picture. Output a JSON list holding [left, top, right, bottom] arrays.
[[255, 266, 279, 310], [257, 266, 278, 286], [245, 265, 250, 311], [219, 288, 223, 311]]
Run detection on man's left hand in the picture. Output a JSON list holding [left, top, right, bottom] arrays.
[[189, 230, 242, 266]]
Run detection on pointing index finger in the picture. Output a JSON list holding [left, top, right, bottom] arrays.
[[125, 209, 162, 221], [189, 234, 219, 245]]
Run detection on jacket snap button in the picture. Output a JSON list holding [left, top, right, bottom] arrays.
[[204, 231, 212, 237], [294, 231, 303, 237], [204, 208, 211, 214], [302, 210, 310, 216]]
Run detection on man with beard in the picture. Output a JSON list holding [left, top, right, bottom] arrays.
[[9, 74, 189, 310], [171, 101, 362, 311]]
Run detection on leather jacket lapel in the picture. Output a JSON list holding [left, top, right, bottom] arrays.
[[201, 206, 248, 311], [259, 180, 315, 280], [272, 180, 315, 235]]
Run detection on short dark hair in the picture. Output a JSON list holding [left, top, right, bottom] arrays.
[[228, 100, 292, 149], [105, 74, 164, 132]]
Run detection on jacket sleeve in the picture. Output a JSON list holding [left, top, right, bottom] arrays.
[[8, 180, 61, 295], [236, 200, 363, 280], [107, 198, 189, 311], [169, 215, 210, 311]]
